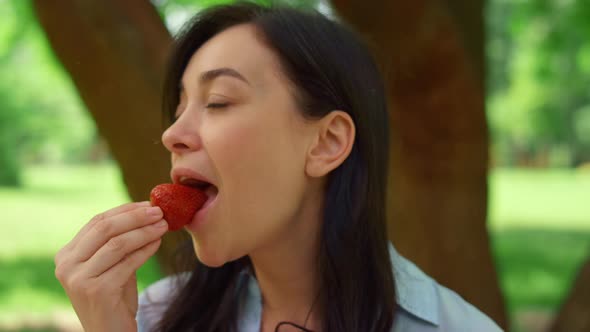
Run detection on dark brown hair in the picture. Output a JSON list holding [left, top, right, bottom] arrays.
[[156, 2, 396, 331]]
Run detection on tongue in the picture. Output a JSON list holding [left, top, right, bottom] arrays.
[[205, 185, 218, 198]]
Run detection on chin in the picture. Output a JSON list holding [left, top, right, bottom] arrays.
[[198, 255, 228, 268], [192, 241, 231, 268]]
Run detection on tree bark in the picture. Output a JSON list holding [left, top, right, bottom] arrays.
[[32, 0, 189, 274], [331, 0, 507, 328], [550, 255, 590, 332]]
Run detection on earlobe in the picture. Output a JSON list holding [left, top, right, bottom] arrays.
[[305, 111, 355, 178]]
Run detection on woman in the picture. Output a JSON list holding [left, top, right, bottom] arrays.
[[55, 3, 503, 332]]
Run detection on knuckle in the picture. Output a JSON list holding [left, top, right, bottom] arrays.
[[124, 251, 144, 268], [147, 224, 164, 236], [122, 244, 150, 267], [106, 236, 125, 252], [54, 264, 67, 283], [120, 253, 134, 267], [54, 248, 65, 266], [90, 211, 105, 224], [136, 207, 151, 220], [64, 273, 83, 292], [54, 249, 71, 282], [93, 218, 112, 235]]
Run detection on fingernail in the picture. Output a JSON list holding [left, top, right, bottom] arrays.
[[138, 201, 151, 206], [146, 207, 162, 217], [154, 220, 168, 228]]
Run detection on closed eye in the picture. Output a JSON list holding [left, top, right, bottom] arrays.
[[206, 102, 229, 109]]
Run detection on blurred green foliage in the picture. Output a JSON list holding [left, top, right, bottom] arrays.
[[0, 0, 96, 186], [487, 0, 590, 167], [154, 0, 322, 33]]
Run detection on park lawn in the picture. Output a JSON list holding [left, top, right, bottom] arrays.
[[489, 168, 590, 230], [0, 164, 162, 326], [488, 168, 590, 331], [0, 164, 588, 328]]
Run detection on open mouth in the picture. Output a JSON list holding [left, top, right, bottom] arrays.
[[179, 177, 219, 199]]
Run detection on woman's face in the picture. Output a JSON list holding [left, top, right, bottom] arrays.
[[162, 24, 318, 267]]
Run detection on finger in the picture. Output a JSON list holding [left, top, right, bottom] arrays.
[[85, 219, 168, 277], [69, 201, 152, 249], [74, 206, 163, 262], [100, 238, 162, 288], [55, 200, 146, 270]]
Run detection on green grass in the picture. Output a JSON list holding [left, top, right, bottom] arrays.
[[488, 168, 590, 331], [0, 164, 589, 331], [489, 168, 590, 230], [492, 229, 590, 308], [0, 164, 162, 327], [0, 164, 128, 256]]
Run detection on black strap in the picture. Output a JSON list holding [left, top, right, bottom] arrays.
[[274, 321, 315, 332]]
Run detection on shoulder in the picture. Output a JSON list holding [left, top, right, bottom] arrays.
[[388, 243, 503, 332], [136, 273, 191, 332], [434, 283, 503, 332]]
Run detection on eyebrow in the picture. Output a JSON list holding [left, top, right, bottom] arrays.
[[179, 67, 251, 91]]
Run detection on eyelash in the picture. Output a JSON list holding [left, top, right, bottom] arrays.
[[205, 102, 228, 109], [171, 101, 228, 122]]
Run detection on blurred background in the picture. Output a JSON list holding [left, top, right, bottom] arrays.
[[0, 0, 588, 331]]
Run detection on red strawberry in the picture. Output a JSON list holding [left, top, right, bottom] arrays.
[[149, 183, 208, 231]]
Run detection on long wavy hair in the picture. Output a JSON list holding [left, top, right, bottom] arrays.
[[154, 2, 396, 331]]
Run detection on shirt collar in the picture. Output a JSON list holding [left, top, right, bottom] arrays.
[[388, 242, 440, 326], [240, 242, 440, 326]]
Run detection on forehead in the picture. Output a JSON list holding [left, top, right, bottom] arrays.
[[182, 24, 282, 87]]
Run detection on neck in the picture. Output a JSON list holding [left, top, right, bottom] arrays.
[[249, 183, 324, 331]]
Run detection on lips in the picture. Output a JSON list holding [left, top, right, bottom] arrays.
[[172, 168, 218, 195], [170, 167, 220, 228], [178, 176, 211, 190], [188, 186, 219, 229], [171, 167, 216, 188]]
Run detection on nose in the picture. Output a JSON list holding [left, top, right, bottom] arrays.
[[161, 115, 203, 154]]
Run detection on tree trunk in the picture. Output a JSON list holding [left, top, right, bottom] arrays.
[[32, 0, 189, 274], [331, 0, 507, 328], [550, 255, 590, 332]]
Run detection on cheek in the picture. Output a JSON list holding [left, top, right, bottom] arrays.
[[205, 118, 263, 174], [206, 112, 306, 226], [215, 121, 286, 191]]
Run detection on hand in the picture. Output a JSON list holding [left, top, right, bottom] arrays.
[[54, 201, 168, 332]]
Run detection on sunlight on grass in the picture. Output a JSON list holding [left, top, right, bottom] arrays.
[[0, 163, 162, 324], [489, 168, 590, 231], [487, 168, 590, 331], [492, 229, 590, 310], [0, 164, 129, 256], [491, 228, 590, 332]]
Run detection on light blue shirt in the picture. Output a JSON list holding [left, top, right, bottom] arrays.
[[137, 243, 503, 331]]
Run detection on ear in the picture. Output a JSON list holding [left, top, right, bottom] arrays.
[[305, 111, 355, 178]]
